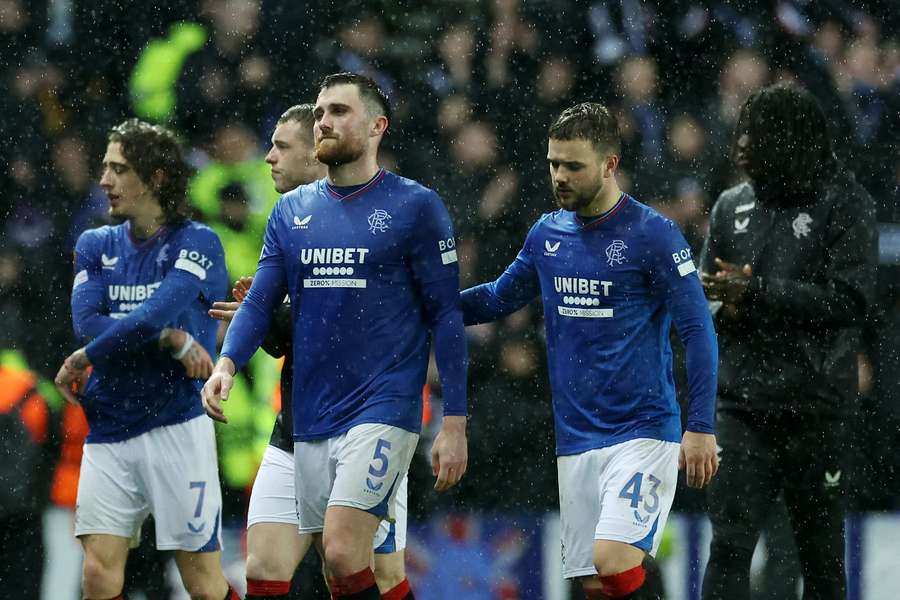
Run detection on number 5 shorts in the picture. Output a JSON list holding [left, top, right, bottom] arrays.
[[74, 415, 224, 552], [557, 438, 680, 579], [247, 444, 410, 553], [294, 423, 419, 535]]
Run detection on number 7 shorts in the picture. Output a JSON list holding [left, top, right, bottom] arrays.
[[294, 423, 419, 534], [557, 438, 680, 579], [74, 415, 223, 552]]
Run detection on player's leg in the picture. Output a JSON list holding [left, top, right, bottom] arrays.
[[319, 424, 418, 600], [782, 416, 846, 600], [372, 473, 413, 599], [702, 410, 781, 600], [75, 439, 148, 599], [584, 438, 679, 599], [142, 417, 236, 599], [80, 534, 130, 599], [245, 445, 313, 598]]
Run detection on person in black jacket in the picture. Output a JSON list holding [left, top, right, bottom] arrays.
[[699, 83, 877, 600]]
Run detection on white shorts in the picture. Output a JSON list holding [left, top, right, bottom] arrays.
[[75, 416, 223, 552], [248, 444, 408, 553], [557, 438, 680, 579], [294, 424, 418, 540]]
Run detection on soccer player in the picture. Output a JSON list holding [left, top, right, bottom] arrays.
[[460, 103, 719, 600], [700, 83, 877, 600], [202, 73, 468, 600], [209, 104, 416, 599], [53, 119, 238, 600]]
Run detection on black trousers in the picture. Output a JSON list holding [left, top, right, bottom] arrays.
[[702, 409, 847, 600]]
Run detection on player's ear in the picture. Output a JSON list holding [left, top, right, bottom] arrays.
[[604, 154, 620, 177], [371, 115, 389, 137]]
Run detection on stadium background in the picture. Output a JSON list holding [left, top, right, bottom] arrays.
[[0, 0, 898, 598]]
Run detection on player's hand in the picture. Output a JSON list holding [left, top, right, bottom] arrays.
[[430, 415, 468, 491], [161, 328, 213, 378], [679, 431, 718, 488], [233, 276, 253, 302], [201, 359, 236, 424], [209, 301, 241, 322], [701, 259, 752, 305], [54, 348, 91, 406]]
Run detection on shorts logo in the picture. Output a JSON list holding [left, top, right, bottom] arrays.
[[101, 254, 119, 269], [793, 212, 813, 239], [605, 240, 628, 266], [734, 217, 750, 234], [824, 470, 841, 488], [368, 209, 391, 234]]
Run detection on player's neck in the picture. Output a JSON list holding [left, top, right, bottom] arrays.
[[576, 182, 623, 218], [326, 156, 381, 187], [129, 211, 164, 240]]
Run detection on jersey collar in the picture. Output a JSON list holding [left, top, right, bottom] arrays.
[[324, 168, 386, 202], [576, 193, 629, 230]]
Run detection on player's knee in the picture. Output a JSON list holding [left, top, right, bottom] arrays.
[[246, 549, 293, 582], [324, 539, 367, 577], [81, 553, 123, 596]]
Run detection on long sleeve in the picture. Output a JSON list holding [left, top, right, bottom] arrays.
[[746, 190, 877, 328], [71, 232, 117, 342], [408, 191, 468, 416], [84, 228, 226, 366], [649, 220, 719, 433], [460, 222, 541, 326], [221, 209, 288, 370]]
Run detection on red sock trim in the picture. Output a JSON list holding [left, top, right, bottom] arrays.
[[329, 567, 377, 597], [247, 578, 291, 595], [382, 578, 411, 600], [226, 585, 242, 600], [599, 565, 646, 597]]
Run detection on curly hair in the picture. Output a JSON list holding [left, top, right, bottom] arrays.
[[735, 83, 834, 193], [108, 119, 193, 225]]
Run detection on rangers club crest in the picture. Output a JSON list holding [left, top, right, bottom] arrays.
[[368, 209, 391, 234], [605, 240, 628, 266], [792, 212, 812, 239]]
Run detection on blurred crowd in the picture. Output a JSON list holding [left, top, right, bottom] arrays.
[[1, 0, 898, 564]]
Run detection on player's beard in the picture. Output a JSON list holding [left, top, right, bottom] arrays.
[[315, 135, 365, 167], [553, 177, 603, 212]]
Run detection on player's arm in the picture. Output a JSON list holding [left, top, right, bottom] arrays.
[[410, 192, 469, 491], [650, 220, 719, 489], [70, 232, 117, 342], [743, 192, 877, 327], [203, 210, 288, 422], [460, 221, 541, 325]]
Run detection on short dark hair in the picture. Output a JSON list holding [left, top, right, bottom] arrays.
[[319, 72, 391, 125], [735, 83, 833, 191], [108, 119, 192, 225], [277, 103, 315, 141], [548, 103, 621, 156]]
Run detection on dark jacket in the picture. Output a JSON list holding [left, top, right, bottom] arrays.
[[700, 169, 877, 417]]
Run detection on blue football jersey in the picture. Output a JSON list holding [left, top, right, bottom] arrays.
[[222, 170, 467, 441], [71, 220, 228, 443], [462, 195, 718, 456]]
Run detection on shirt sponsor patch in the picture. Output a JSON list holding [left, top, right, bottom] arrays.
[[73, 269, 88, 289], [441, 249, 458, 264], [303, 279, 367, 288], [557, 306, 614, 318], [174, 257, 207, 280], [677, 260, 697, 277]]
